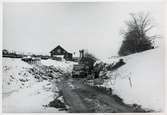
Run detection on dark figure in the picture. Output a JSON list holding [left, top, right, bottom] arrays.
[[112, 59, 125, 70]]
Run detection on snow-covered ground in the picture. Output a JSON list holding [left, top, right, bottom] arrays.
[[2, 58, 35, 94], [2, 58, 75, 113], [41, 59, 76, 73], [102, 48, 164, 112], [3, 80, 61, 113], [3, 49, 164, 112]]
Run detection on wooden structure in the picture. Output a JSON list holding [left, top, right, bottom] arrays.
[[50, 45, 73, 61]]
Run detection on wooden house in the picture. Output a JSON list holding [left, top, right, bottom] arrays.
[[50, 45, 72, 61]]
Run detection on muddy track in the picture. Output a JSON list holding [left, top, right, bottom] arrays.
[[56, 78, 145, 113]]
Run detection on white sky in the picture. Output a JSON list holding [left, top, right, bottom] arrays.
[[3, 2, 163, 59]]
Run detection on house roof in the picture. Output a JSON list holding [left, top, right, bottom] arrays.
[[50, 45, 66, 53], [50, 45, 73, 55]]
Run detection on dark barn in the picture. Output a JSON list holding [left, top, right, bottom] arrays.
[[50, 45, 73, 61]]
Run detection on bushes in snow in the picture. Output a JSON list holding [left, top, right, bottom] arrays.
[[93, 59, 126, 79], [119, 13, 156, 56]]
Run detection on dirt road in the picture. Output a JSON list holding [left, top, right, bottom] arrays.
[[56, 78, 138, 113]]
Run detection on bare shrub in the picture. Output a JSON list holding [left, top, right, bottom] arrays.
[[119, 13, 158, 56]]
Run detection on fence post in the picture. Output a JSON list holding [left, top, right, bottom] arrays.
[[129, 77, 132, 88]]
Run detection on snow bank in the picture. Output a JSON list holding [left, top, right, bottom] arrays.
[[41, 59, 77, 73], [103, 48, 164, 111]]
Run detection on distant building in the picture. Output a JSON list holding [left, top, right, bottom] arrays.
[[3, 49, 9, 55], [50, 45, 73, 61]]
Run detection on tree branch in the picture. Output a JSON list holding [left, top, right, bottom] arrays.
[[144, 25, 154, 32]]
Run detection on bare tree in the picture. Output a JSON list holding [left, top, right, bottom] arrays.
[[119, 13, 158, 56]]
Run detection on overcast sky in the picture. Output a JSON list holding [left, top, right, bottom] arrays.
[[3, 2, 163, 59]]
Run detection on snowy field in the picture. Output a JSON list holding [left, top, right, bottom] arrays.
[[102, 48, 164, 112], [2, 58, 75, 113]]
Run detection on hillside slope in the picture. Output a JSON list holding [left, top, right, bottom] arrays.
[[103, 48, 164, 111]]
